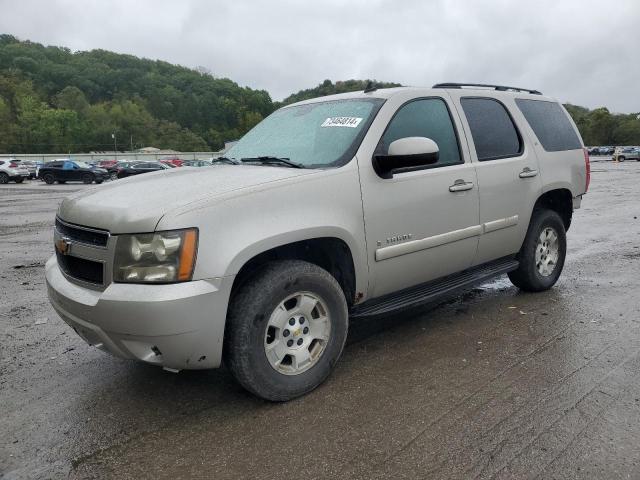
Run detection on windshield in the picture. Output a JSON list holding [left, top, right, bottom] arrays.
[[226, 98, 384, 168]]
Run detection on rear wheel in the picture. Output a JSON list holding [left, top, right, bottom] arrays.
[[43, 173, 55, 185], [0, 172, 9, 184], [508, 209, 566, 292], [81, 173, 93, 184], [618, 156, 625, 162], [225, 260, 348, 401]]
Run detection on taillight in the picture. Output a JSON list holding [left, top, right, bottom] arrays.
[[583, 147, 590, 193], [9, 162, 18, 168]]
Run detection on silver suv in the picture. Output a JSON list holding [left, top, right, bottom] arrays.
[[46, 83, 589, 400], [0, 158, 30, 183]]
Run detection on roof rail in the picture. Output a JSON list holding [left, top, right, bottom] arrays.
[[432, 83, 542, 95]]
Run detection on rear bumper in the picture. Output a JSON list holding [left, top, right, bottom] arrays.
[[45, 255, 234, 370]]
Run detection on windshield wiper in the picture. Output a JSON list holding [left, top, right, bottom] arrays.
[[241, 156, 304, 169], [211, 156, 240, 165]]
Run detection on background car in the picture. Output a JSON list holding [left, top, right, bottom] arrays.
[[182, 160, 211, 167], [0, 158, 30, 183], [587, 146, 600, 155], [159, 156, 184, 167], [38, 160, 110, 184], [116, 161, 170, 178], [12, 160, 38, 178], [597, 146, 615, 155], [613, 147, 640, 162]]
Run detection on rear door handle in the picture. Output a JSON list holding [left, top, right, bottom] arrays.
[[449, 180, 474, 192], [519, 168, 538, 178]]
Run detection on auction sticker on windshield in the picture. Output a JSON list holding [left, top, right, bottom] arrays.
[[321, 117, 363, 128]]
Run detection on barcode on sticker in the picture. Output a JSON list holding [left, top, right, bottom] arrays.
[[321, 117, 363, 128]]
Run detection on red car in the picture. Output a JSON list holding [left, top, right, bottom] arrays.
[[159, 156, 184, 167], [97, 159, 118, 168]]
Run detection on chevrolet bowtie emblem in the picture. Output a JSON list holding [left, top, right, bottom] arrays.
[[55, 237, 72, 255]]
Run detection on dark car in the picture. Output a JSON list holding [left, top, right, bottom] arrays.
[[182, 160, 211, 167], [38, 160, 110, 185], [597, 146, 614, 156], [587, 147, 600, 156], [116, 161, 170, 179]]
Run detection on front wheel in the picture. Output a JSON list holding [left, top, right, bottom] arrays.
[[225, 260, 348, 401], [81, 173, 93, 184], [508, 209, 566, 292]]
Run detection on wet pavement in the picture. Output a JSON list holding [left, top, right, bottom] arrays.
[[1, 161, 639, 479]]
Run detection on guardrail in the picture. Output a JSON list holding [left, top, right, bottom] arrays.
[[0, 151, 224, 162]]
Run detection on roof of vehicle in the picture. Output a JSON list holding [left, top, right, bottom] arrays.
[[286, 85, 557, 108]]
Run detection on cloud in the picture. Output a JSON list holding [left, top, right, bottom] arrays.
[[0, 0, 638, 112]]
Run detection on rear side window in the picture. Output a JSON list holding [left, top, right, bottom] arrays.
[[516, 99, 581, 151], [379, 98, 462, 167], [461, 98, 522, 161]]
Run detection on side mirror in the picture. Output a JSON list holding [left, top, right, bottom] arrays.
[[373, 137, 439, 179]]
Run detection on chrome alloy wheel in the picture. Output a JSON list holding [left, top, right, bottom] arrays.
[[535, 227, 559, 277], [264, 291, 331, 375]]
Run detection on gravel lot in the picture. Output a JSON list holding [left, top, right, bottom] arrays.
[[1, 160, 640, 479]]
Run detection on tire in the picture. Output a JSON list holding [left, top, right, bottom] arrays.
[[14, 177, 24, 184], [225, 260, 348, 401], [43, 173, 55, 185], [618, 156, 625, 162], [0, 172, 8, 184], [508, 209, 566, 292], [82, 173, 93, 184], [110, 173, 118, 180]]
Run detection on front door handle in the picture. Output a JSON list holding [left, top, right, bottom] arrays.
[[449, 180, 475, 192], [519, 168, 538, 178]]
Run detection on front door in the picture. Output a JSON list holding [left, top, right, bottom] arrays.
[[358, 96, 480, 298]]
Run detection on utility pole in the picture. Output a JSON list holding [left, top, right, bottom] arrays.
[[112, 133, 117, 161], [130, 135, 133, 152]]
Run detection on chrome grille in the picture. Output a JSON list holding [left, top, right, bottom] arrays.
[[56, 251, 104, 284], [55, 217, 109, 247], [54, 218, 113, 289]]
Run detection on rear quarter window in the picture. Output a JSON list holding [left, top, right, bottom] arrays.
[[515, 99, 582, 151]]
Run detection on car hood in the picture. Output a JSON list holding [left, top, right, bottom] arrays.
[[58, 165, 318, 233]]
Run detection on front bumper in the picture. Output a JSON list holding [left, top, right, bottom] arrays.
[[45, 255, 234, 370]]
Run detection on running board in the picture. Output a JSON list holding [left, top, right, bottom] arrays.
[[350, 257, 519, 318]]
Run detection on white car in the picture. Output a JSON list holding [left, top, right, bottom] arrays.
[[0, 158, 30, 183]]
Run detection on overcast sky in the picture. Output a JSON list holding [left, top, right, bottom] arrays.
[[1, 0, 638, 112]]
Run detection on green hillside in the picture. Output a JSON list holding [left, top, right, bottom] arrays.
[[0, 34, 273, 153], [0, 34, 638, 153], [280, 79, 401, 106]]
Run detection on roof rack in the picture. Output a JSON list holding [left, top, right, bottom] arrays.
[[432, 83, 542, 95]]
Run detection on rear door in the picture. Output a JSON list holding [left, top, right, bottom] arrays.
[[449, 93, 543, 265]]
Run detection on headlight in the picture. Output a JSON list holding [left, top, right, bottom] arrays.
[[113, 228, 198, 283]]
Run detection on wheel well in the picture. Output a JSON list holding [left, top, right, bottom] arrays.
[[231, 238, 357, 306], [533, 189, 573, 230]]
